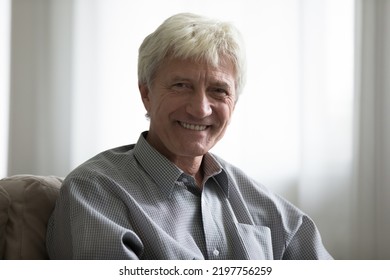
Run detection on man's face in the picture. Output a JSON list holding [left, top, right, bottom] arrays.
[[140, 57, 236, 162]]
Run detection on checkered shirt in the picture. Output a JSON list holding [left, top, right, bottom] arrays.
[[46, 132, 332, 260]]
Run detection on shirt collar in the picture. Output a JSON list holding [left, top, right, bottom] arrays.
[[133, 131, 230, 197], [134, 132, 183, 197], [202, 153, 230, 197]]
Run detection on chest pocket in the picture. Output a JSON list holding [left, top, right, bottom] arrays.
[[236, 223, 274, 259]]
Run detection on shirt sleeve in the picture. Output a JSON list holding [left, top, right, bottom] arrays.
[[46, 174, 144, 259], [282, 215, 333, 260]]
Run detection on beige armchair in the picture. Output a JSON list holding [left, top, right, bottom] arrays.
[[0, 175, 62, 259]]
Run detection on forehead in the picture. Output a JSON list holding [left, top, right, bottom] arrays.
[[157, 56, 236, 86]]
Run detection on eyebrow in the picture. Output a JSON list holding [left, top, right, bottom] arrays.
[[170, 75, 233, 89], [209, 81, 232, 89], [170, 76, 191, 82]]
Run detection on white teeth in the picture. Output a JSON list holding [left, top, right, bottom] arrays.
[[180, 122, 207, 131]]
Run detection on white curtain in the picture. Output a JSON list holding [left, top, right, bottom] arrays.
[[0, 0, 11, 178], [2, 0, 389, 259], [297, 0, 354, 259], [352, 0, 390, 259], [7, 0, 73, 176]]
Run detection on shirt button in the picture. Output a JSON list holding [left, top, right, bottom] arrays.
[[213, 249, 220, 257]]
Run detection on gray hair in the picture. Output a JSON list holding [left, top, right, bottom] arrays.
[[138, 13, 247, 98]]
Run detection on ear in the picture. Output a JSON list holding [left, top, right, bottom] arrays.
[[139, 83, 151, 113]]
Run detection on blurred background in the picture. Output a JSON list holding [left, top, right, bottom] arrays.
[[0, 0, 389, 259]]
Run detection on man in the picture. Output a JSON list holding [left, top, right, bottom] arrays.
[[46, 13, 332, 259]]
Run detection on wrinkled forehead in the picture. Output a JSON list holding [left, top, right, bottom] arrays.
[[158, 53, 238, 82], [167, 56, 235, 79]]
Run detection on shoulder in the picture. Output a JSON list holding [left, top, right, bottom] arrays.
[[212, 154, 325, 257], [61, 144, 138, 195], [67, 144, 136, 178], [212, 152, 307, 228], [75, 144, 136, 174], [211, 153, 275, 201]]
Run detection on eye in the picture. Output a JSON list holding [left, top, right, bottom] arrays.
[[174, 83, 185, 88], [210, 87, 229, 98], [172, 82, 192, 91], [214, 88, 227, 94]]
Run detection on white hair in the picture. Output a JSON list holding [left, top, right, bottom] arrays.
[[138, 13, 247, 98]]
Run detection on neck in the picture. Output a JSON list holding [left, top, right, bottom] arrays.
[[144, 132, 205, 188], [174, 156, 204, 187]]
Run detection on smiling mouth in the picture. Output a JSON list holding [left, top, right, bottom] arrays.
[[179, 121, 208, 131]]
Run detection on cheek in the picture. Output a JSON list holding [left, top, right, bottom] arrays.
[[222, 102, 235, 124], [151, 95, 183, 121], [148, 91, 166, 112], [212, 106, 234, 133]]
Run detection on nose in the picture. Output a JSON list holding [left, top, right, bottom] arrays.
[[186, 89, 212, 118]]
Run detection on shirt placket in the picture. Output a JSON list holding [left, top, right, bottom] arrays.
[[201, 184, 229, 260]]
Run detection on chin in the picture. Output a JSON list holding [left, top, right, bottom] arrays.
[[179, 144, 212, 157]]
